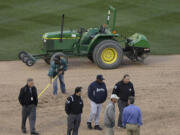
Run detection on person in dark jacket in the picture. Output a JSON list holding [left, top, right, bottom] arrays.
[[18, 78, 39, 135], [48, 55, 67, 95], [87, 75, 107, 130], [112, 74, 135, 128], [65, 87, 84, 135]]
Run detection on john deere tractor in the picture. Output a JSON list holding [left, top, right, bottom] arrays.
[[18, 6, 150, 69]]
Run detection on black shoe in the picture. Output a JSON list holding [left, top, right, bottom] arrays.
[[94, 125, 102, 130], [22, 129, 27, 134], [87, 122, 92, 129], [31, 131, 39, 135]]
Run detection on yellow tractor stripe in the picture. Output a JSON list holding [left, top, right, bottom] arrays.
[[44, 37, 80, 40]]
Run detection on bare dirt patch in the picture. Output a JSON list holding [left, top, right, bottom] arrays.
[[0, 55, 180, 135]]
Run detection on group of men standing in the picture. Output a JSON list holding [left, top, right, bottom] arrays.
[[104, 74, 142, 135], [18, 56, 142, 135]]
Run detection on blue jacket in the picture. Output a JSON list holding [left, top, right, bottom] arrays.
[[48, 59, 67, 77], [88, 81, 107, 104]]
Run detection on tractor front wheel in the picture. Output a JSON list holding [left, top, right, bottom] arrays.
[[93, 40, 123, 69]]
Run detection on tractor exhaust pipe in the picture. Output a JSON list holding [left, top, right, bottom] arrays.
[[60, 14, 64, 42]]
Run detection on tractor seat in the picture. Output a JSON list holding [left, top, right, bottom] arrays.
[[80, 28, 99, 44]]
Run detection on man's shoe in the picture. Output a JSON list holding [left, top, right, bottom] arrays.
[[22, 129, 27, 134], [87, 122, 92, 129], [94, 125, 102, 130], [31, 131, 39, 135]]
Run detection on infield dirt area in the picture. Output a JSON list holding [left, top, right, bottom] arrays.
[[0, 55, 180, 135]]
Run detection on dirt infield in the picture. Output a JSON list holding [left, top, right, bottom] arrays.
[[0, 55, 180, 135]]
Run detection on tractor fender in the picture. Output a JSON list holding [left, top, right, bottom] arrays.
[[88, 34, 118, 54]]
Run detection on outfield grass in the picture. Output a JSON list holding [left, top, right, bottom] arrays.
[[0, 0, 180, 60]]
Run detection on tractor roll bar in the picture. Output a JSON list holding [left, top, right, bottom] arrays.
[[106, 5, 116, 31]]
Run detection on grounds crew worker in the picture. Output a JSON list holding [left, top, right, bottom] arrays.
[[48, 55, 67, 96], [87, 75, 107, 130], [65, 87, 84, 135], [18, 78, 39, 135], [104, 94, 119, 135], [122, 96, 142, 135], [112, 74, 135, 128]]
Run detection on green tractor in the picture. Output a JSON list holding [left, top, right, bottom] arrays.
[[18, 6, 150, 69]]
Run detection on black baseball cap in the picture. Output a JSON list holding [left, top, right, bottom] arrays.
[[96, 74, 105, 81]]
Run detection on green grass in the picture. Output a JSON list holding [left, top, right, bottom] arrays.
[[0, 0, 180, 60]]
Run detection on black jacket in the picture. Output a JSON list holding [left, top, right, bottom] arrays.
[[65, 94, 83, 115], [112, 81, 135, 102], [88, 81, 107, 104], [18, 85, 38, 106]]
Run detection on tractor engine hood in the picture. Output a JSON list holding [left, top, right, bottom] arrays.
[[43, 30, 80, 40]]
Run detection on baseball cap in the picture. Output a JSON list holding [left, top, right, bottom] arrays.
[[111, 94, 119, 100], [96, 74, 104, 81]]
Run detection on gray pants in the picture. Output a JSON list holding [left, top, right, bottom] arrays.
[[67, 114, 81, 135], [88, 100, 102, 126], [21, 104, 36, 132], [118, 100, 128, 127]]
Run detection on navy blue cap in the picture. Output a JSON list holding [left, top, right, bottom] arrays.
[[96, 74, 104, 81]]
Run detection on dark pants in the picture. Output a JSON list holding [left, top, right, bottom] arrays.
[[67, 114, 81, 135], [118, 100, 128, 127], [21, 104, 36, 132]]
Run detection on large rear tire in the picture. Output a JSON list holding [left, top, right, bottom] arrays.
[[93, 40, 123, 69], [50, 52, 68, 64]]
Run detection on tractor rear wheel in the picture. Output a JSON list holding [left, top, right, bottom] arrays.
[[93, 40, 123, 69], [50, 52, 68, 64]]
